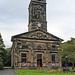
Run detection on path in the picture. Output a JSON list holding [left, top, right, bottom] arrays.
[[0, 68, 15, 75]]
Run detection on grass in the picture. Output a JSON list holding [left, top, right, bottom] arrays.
[[15, 70, 75, 75]]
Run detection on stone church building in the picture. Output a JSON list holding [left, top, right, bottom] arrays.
[[11, 0, 63, 69]]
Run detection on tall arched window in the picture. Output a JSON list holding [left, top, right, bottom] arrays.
[[52, 54, 56, 63], [21, 53, 27, 63]]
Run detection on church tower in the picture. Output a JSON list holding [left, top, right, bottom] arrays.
[[28, 0, 47, 32], [11, 0, 63, 69]]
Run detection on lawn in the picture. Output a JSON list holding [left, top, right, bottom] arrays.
[[15, 70, 75, 75]]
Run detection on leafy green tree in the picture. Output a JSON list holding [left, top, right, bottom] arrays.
[[0, 56, 3, 69], [59, 38, 75, 67], [0, 33, 11, 68], [0, 33, 5, 69], [0, 33, 5, 48], [0, 50, 3, 69], [4, 48, 11, 66]]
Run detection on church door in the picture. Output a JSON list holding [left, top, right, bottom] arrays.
[[37, 54, 42, 67]]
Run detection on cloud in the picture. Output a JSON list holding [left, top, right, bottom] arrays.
[[47, 0, 75, 41], [1, 21, 28, 48], [0, 0, 75, 48], [0, 0, 31, 48]]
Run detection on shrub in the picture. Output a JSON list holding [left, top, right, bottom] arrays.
[[69, 67, 75, 72], [0, 57, 3, 70], [47, 69, 57, 73], [72, 68, 75, 72], [56, 68, 63, 73], [69, 67, 73, 72]]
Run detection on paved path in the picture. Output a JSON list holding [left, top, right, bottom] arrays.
[[0, 68, 15, 75]]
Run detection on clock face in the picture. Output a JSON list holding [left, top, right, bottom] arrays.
[[38, 23, 41, 27]]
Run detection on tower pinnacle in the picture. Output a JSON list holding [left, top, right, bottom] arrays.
[[28, 0, 47, 32]]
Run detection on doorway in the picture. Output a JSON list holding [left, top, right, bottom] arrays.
[[37, 54, 42, 67]]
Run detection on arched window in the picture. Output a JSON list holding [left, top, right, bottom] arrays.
[[37, 12, 40, 20], [52, 54, 56, 63], [21, 53, 27, 63]]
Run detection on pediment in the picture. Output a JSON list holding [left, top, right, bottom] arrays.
[[19, 31, 58, 40], [12, 29, 63, 41]]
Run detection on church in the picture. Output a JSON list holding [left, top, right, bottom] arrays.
[[11, 0, 63, 69]]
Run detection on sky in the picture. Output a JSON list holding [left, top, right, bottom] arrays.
[[0, 0, 75, 48]]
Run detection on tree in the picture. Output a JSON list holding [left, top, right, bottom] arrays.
[[4, 48, 11, 66], [59, 38, 75, 67], [0, 33, 5, 69], [0, 56, 3, 69], [0, 49, 3, 69], [0, 33, 5, 48], [0, 33, 11, 69]]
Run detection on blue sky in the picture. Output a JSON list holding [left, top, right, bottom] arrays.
[[0, 0, 75, 48]]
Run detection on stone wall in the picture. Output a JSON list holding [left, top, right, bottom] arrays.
[[11, 38, 61, 69]]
